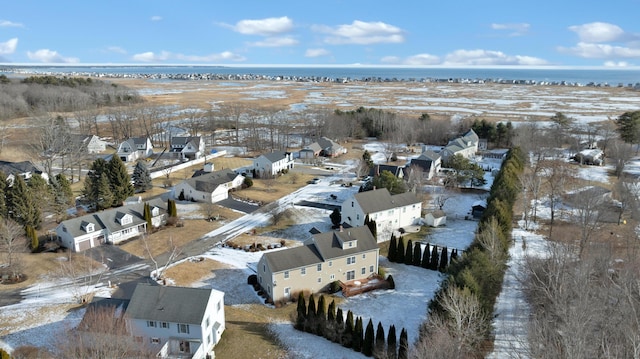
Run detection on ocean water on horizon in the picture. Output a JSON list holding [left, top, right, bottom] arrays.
[[3, 65, 640, 86]]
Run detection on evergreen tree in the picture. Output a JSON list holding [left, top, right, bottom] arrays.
[[50, 173, 74, 220], [328, 299, 336, 321], [306, 295, 317, 333], [396, 238, 405, 264], [412, 242, 421, 267], [387, 274, 395, 289], [398, 328, 408, 359], [0, 347, 11, 359], [421, 243, 430, 268], [295, 292, 307, 330], [6, 176, 41, 228], [439, 246, 449, 272], [108, 155, 134, 206], [330, 208, 342, 228], [316, 295, 327, 335], [26, 225, 39, 252], [404, 239, 413, 265], [375, 321, 385, 358], [343, 310, 354, 348], [353, 317, 363, 352], [451, 248, 459, 262], [95, 173, 114, 211], [0, 171, 7, 218], [388, 234, 397, 262], [171, 199, 178, 217], [364, 215, 377, 238], [363, 319, 374, 356], [387, 325, 397, 359], [429, 245, 439, 270], [336, 307, 344, 328], [84, 158, 109, 209], [28, 173, 51, 211], [143, 202, 152, 230], [132, 160, 152, 192]]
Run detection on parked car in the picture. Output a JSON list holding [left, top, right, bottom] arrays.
[[307, 178, 320, 184]]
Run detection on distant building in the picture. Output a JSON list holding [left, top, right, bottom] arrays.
[[0, 160, 48, 185], [173, 168, 244, 203], [299, 137, 346, 158], [169, 136, 206, 161], [441, 129, 479, 161], [116, 137, 154, 162], [252, 151, 295, 177]]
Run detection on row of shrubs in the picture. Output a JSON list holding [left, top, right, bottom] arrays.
[[424, 147, 525, 356], [295, 293, 409, 358], [225, 239, 286, 252], [387, 235, 460, 272]]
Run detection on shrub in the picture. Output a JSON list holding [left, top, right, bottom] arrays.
[[247, 274, 257, 285], [330, 280, 342, 293], [387, 275, 396, 289], [378, 267, 386, 278], [243, 177, 254, 188]]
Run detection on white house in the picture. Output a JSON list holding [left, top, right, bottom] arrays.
[[299, 137, 346, 158], [407, 150, 442, 180], [126, 283, 225, 359], [341, 188, 422, 241], [170, 136, 206, 161], [116, 137, 154, 162], [252, 151, 294, 178], [425, 210, 447, 227], [56, 199, 167, 252], [440, 129, 479, 161], [174, 168, 244, 203], [71, 134, 107, 154], [0, 160, 49, 185]]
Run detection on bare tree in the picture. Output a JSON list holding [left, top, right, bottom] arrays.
[[570, 185, 607, 259], [614, 175, 640, 224], [218, 103, 246, 145], [0, 218, 26, 277], [476, 217, 507, 262], [143, 235, 182, 281], [56, 254, 106, 303], [539, 159, 575, 236]]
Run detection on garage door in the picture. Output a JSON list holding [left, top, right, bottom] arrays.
[[77, 239, 92, 251]]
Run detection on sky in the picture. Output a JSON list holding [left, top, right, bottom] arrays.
[[1, 1, 640, 68]]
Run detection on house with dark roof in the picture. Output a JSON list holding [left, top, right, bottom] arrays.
[[257, 226, 379, 303], [55, 198, 167, 252], [299, 137, 346, 158], [116, 137, 154, 162], [406, 150, 442, 180], [441, 129, 479, 161], [70, 134, 107, 154], [126, 283, 225, 359], [169, 136, 205, 161], [173, 168, 244, 203], [252, 150, 294, 177], [341, 188, 422, 240], [0, 160, 48, 185], [369, 164, 407, 179]]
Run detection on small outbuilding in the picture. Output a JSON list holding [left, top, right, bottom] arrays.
[[425, 210, 447, 227]]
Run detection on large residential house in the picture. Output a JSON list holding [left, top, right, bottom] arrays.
[[169, 136, 205, 161], [369, 164, 406, 179], [341, 188, 422, 240], [299, 137, 346, 158], [0, 160, 48, 185], [70, 134, 107, 154], [252, 151, 294, 177], [257, 226, 379, 303], [440, 129, 479, 161], [56, 199, 167, 252], [174, 168, 244, 203], [116, 137, 154, 162], [126, 283, 225, 359], [407, 150, 442, 180]]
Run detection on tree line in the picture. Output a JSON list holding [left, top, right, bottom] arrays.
[[387, 235, 459, 272]]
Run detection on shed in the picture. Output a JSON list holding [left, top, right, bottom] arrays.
[[425, 210, 447, 227]]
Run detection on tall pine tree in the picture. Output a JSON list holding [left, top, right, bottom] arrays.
[[84, 158, 109, 210], [108, 155, 134, 206], [132, 160, 152, 193], [398, 328, 408, 359], [387, 325, 397, 359], [353, 317, 363, 352], [306, 295, 317, 333], [421, 243, 430, 268], [375, 321, 386, 358], [404, 239, 413, 265], [143, 202, 152, 230], [396, 238, 405, 264], [429, 245, 439, 270], [413, 242, 422, 266], [343, 310, 354, 348], [50, 173, 74, 220], [388, 234, 397, 262], [439, 246, 449, 272], [6, 176, 40, 228], [95, 173, 114, 211], [295, 292, 307, 330], [363, 318, 374, 356]]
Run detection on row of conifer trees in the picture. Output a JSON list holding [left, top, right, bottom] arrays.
[[387, 235, 459, 272], [295, 293, 409, 358]]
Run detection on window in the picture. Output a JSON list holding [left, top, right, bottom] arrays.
[[151, 338, 160, 344], [217, 301, 222, 312], [356, 214, 360, 221], [205, 318, 210, 328], [317, 277, 322, 283], [370, 265, 374, 273], [362, 267, 366, 275], [284, 271, 289, 279], [362, 254, 366, 259], [347, 270, 355, 280], [351, 201, 354, 207], [347, 256, 356, 265], [161, 322, 169, 329], [263, 264, 265, 272], [317, 263, 322, 271], [330, 274, 335, 280], [329, 261, 332, 267], [178, 324, 190, 334], [301, 267, 306, 275], [403, 207, 406, 213], [147, 320, 156, 327]]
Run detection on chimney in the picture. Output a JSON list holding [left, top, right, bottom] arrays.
[[339, 225, 343, 232]]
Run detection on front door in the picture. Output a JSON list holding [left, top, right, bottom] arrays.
[[347, 270, 355, 281], [179, 340, 190, 353], [284, 287, 291, 299]]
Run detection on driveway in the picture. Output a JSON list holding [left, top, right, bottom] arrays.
[[218, 197, 260, 213], [84, 244, 144, 270]]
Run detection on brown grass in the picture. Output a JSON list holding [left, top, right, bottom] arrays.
[[163, 258, 232, 287]]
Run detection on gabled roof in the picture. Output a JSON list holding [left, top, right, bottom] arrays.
[[132, 137, 151, 146], [59, 198, 166, 238], [316, 137, 343, 151], [126, 283, 223, 325], [301, 142, 323, 153], [262, 226, 377, 273], [183, 169, 240, 193], [0, 160, 44, 176], [259, 150, 291, 163], [170, 136, 201, 147], [369, 164, 405, 178], [418, 150, 441, 162], [352, 188, 421, 214], [408, 158, 434, 173]]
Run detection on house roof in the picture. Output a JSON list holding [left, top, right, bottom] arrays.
[[316, 137, 343, 152], [126, 283, 223, 325], [259, 150, 291, 163], [300, 142, 323, 153], [59, 198, 166, 238], [408, 158, 433, 172], [183, 168, 239, 193], [428, 210, 446, 218], [262, 226, 377, 273], [418, 150, 441, 162], [171, 136, 201, 147], [352, 188, 421, 214], [131, 137, 150, 146], [369, 164, 405, 178], [0, 160, 44, 176]]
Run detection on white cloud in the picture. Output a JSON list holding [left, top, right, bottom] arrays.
[[305, 48, 331, 57], [313, 20, 405, 45], [0, 20, 24, 28], [403, 53, 441, 65], [569, 22, 625, 43], [132, 50, 245, 63], [232, 16, 293, 36], [151, 16, 163, 21], [249, 36, 298, 47], [0, 38, 18, 55], [380, 56, 402, 64], [558, 42, 640, 59], [604, 61, 632, 67], [443, 49, 548, 66], [491, 22, 530, 37], [26, 49, 79, 63], [105, 46, 127, 54]]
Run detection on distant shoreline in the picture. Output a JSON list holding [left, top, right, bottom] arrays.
[[2, 65, 640, 89]]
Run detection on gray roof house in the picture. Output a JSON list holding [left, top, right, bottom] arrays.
[[252, 150, 295, 177], [126, 283, 225, 359], [169, 136, 205, 160], [55, 198, 167, 252], [0, 160, 48, 185], [299, 137, 346, 158], [70, 134, 107, 154], [174, 168, 245, 203], [407, 150, 442, 180], [441, 129, 479, 161], [116, 137, 154, 162], [257, 226, 379, 303]]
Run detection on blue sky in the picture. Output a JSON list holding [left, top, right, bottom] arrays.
[[1, 0, 639, 67]]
